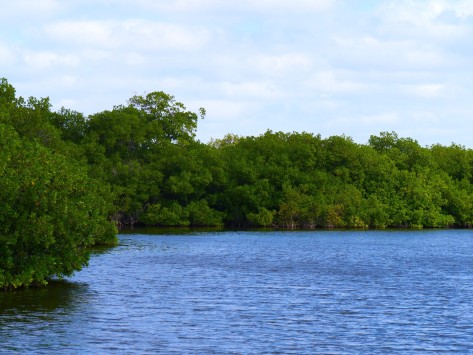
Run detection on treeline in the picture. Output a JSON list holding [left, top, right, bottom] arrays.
[[2, 77, 473, 286], [212, 132, 473, 229], [49, 91, 472, 231]]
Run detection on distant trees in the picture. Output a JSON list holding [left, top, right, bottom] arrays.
[[44, 80, 473, 230], [211, 131, 473, 229]]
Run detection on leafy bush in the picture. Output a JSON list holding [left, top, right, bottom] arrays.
[[0, 124, 117, 289]]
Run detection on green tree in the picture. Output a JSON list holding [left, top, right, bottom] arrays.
[[128, 91, 205, 143], [0, 124, 116, 289]]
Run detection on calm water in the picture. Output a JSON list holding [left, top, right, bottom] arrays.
[[2, 230, 473, 353]]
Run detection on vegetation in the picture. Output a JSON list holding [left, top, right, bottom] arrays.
[[2, 76, 473, 288], [0, 79, 117, 289]]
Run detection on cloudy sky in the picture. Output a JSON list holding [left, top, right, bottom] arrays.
[[1, 0, 473, 146]]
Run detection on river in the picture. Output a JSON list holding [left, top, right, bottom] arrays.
[[1, 230, 473, 353]]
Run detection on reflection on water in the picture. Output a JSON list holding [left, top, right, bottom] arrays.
[[1, 230, 473, 353], [0, 280, 88, 314], [0, 280, 94, 353]]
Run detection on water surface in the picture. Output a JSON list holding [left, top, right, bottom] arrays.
[[1, 230, 473, 353]]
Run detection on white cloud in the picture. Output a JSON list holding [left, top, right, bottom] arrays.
[[304, 70, 369, 94], [60, 75, 78, 87], [408, 110, 439, 123], [381, 0, 473, 22], [23, 51, 80, 69], [0, 43, 16, 65], [195, 99, 259, 141], [402, 83, 445, 98], [44, 21, 115, 47], [44, 20, 210, 52], [80, 50, 113, 63], [0, 0, 63, 19], [361, 113, 399, 125], [252, 53, 313, 76], [121, 20, 210, 51], [198, 99, 253, 122], [133, 0, 222, 12], [377, 0, 472, 40], [220, 81, 285, 100], [332, 35, 449, 71], [241, 0, 335, 13], [134, 0, 334, 14], [57, 98, 78, 108], [124, 52, 149, 66]]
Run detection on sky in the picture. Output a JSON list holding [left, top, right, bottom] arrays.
[[1, 0, 473, 147]]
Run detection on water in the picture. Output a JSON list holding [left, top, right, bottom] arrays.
[[2, 230, 473, 353]]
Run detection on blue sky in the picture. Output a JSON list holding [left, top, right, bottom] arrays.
[[1, 0, 473, 146]]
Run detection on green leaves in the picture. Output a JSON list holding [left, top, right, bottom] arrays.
[[128, 91, 203, 143], [0, 79, 117, 289], [212, 130, 473, 229]]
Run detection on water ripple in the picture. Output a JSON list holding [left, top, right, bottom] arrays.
[[2, 230, 473, 353]]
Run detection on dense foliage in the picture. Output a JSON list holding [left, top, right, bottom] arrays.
[[0, 79, 117, 289], [3, 76, 473, 287], [211, 132, 473, 229]]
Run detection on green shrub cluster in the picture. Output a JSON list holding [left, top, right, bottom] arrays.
[[212, 131, 472, 229], [0, 79, 117, 289]]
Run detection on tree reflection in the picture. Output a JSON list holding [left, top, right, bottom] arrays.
[[0, 280, 91, 316]]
